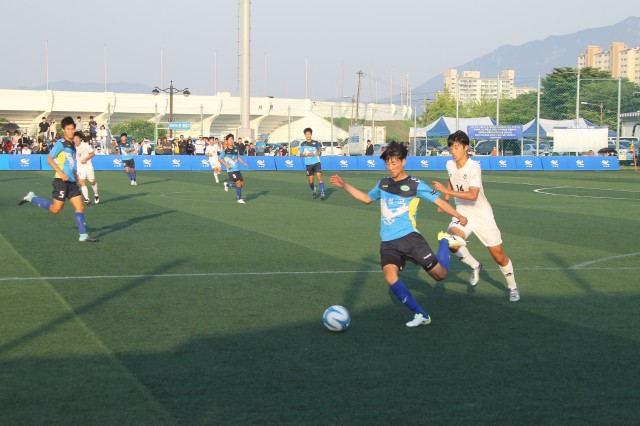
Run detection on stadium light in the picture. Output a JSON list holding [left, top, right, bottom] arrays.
[[152, 80, 190, 137]]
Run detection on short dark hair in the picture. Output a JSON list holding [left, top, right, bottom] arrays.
[[73, 131, 83, 138], [225, 133, 234, 140], [61, 116, 76, 129], [120, 133, 128, 138], [380, 140, 407, 161], [304, 127, 312, 134], [447, 130, 470, 147]]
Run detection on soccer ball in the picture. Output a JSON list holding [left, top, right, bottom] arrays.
[[323, 305, 350, 332]]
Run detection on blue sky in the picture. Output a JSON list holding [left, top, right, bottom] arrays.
[[0, 0, 635, 100]]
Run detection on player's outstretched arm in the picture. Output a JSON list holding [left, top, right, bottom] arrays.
[[238, 157, 249, 167], [330, 174, 373, 204], [434, 198, 467, 226], [432, 180, 479, 201]]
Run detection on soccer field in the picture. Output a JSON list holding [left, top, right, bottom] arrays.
[[1, 168, 639, 425]]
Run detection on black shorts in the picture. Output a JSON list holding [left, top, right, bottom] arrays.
[[380, 232, 438, 272], [123, 159, 135, 169], [51, 178, 82, 202], [305, 162, 322, 176], [228, 171, 243, 182]]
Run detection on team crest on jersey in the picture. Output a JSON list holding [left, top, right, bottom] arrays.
[[463, 174, 468, 180], [400, 185, 410, 192]]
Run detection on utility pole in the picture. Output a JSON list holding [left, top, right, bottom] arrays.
[[355, 70, 364, 123]]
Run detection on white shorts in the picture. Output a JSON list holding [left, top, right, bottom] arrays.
[[448, 215, 502, 247], [76, 166, 96, 181], [209, 159, 221, 169]]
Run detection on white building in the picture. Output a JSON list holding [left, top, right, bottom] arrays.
[[443, 69, 535, 104], [578, 42, 640, 85]]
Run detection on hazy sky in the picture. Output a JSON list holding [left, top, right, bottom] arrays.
[[0, 0, 635, 101]]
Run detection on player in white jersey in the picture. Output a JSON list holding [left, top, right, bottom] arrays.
[[73, 131, 100, 205], [432, 130, 520, 302], [204, 137, 222, 183]]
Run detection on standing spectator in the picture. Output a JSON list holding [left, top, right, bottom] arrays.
[[76, 116, 84, 131], [49, 118, 57, 140], [20, 132, 32, 150], [255, 136, 266, 156], [131, 138, 140, 155], [94, 146, 106, 155], [365, 139, 374, 156], [108, 138, 118, 154], [178, 135, 187, 154], [12, 131, 21, 152], [194, 136, 206, 155], [236, 137, 246, 155], [38, 117, 50, 139], [88, 116, 98, 142], [186, 137, 195, 155], [141, 139, 152, 155], [247, 142, 256, 156], [280, 144, 288, 156], [98, 125, 108, 150]]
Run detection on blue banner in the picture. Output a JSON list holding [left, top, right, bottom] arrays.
[[244, 156, 276, 171], [330, 156, 359, 170], [191, 156, 216, 171], [9, 155, 40, 170], [93, 155, 124, 170], [515, 156, 543, 170], [357, 156, 387, 171], [40, 154, 53, 170], [274, 156, 304, 171], [407, 156, 448, 170], [470, 156, 493, 171], [489, 156, 518, 170], [594, 156, 620, 170], [540, 156, 568, 171], [467, 125, 523, 139], [0, 155, 9, 170]]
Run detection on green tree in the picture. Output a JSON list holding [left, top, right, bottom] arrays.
[[499, 91, 538, 125], [467, 96, 496, 120], [423, 87, 458, 123], [111, 119, 165, 142]]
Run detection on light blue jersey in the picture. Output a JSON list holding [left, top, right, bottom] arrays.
[[300, 140, 321, 165], [367, 176, 440, 242], [49, 138, 77, 182], [118, 142, 134, 160], [219, 147, 242, 172]]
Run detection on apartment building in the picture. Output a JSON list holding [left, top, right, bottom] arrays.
[[578, 42, 640, 85], [444, 69, 534, 104]]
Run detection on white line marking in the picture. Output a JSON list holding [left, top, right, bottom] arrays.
[[570, 252, 640, 269], [533, 186, 640, 201], [1, 264, 639, 283]]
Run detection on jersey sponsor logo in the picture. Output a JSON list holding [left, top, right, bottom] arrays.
[[172, 159, 181, 167], [20, 158, 30, 167], [142, 159, 152, 167]]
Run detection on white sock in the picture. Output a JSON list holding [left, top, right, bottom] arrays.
[[214, 172, 219, 183], [499, 259, 518, 290], [91, 183, 99, 196], [81, 185, 89, 201], [455, 246, 481, 269]]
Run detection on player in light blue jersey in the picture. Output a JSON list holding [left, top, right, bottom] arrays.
[[18, 116, 98, 242], [299, 127, 325, 200], [219, 134, 249, 204], [117, 132, 138, 185], [331, 141, 466, 327]]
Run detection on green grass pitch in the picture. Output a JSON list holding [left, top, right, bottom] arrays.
[[1, 168, 639, 425]]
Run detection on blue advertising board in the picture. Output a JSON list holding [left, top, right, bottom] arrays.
[[40, 154, 53, 170], [540, 156, 568, 171], [329, 156, 359, 170], [0, 155, 9, 170], [274, 156, 304, 171], [470, 156, 493, 171], [190, 156, 215, 171], [515, 156, 543, 171], [244, 156, 276, 171], [9, 155, 40, 170], [467, 125, 523, 139], [356, 156, 387, 171], [407, 156, 448, 171], [489, 156, 518, 170]]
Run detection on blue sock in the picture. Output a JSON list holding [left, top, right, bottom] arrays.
[[319, 182, 325, 193], [227, 182, 237, 188], [236, 187, 242, 199], [436, 238, 451, 271], [126, 171, 132, 180], [31, 196, 51, 211], [132, 171, 137, 181], [390, 279, 428, 317], [74, 212, 87, 234], [309, 183, 315, 191]]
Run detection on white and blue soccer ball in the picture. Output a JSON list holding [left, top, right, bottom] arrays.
[[323, 305, 350, 332]]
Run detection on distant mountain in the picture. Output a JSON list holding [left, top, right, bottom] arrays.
[[16, 80, 153, 94], [414, 16, 640, 99]]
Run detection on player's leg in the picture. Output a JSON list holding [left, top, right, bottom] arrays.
[[124, 165, 133, 184], [444, 220, 482, 286], [381, 240, 430, 327], [130, 166, 137, 185], [316, 170, 325, 200], [235, 174, 245, 203], [212, 165, 220, 183], [487, 244, 519, 301], [77, 175, 90, 205], [306, 167, 316, 198], [88, 179, 99, 203], [68, 193, 98, 242]]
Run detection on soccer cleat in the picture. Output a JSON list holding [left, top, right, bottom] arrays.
[[237, 199, 245, 204], [84, 199, 91, 206], [94, 195, 100, 204], [130, 180, 135, 186], [437, 231, 467, 248], [18, 191, 36, 206], [406, 313, 431, 328], [470, 263, 482, 286], [133, 181, 138, 186], [79, 234, 99, 243], [320, 192, 326, 200], [312, 190, 317, 199], [224, 182, 229, 192], [509, 287, 521, 302]]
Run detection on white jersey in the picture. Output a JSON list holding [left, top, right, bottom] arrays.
[[75, 141, 95, 170], [205, 144, 221, 166], [446, 158, 494, 219]]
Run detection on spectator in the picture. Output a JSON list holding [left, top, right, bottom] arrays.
[[141, 139, 152, 155], [132, 138, 140, 155], [38, 117, 50, 139], [365, 139, 374, 156], [264, 143, 271, 155], [49, 118, 57, 140], [76, 116, 83, 131], [177, 135, 187, 154], [108, 138, 118, 154], [98, 125, 108, 150], [236, 137, 245, 155], [88, 116, 97, 142], [247, 142, 256, 156], [280, 145, 288, 156], [157, 137, 173, 155], [194, 137, 206, 155], [255, 136, 266, 156], [95, 146, 106, 155], [186, 137, 195, 155]]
